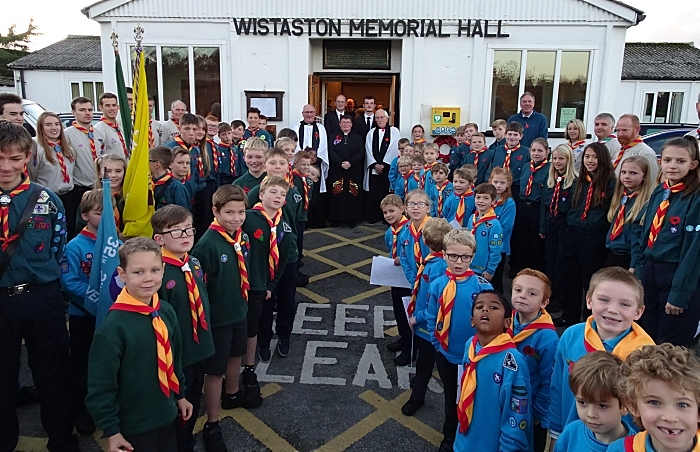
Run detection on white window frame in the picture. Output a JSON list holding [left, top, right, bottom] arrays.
[[486, 45, 596, 132], [641, 90, 686, 124], [68, 81, 104, 105]]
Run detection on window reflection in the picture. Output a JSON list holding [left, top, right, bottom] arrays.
[[491, 50, 521, 122]]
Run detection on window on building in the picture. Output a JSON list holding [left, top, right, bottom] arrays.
[[129, 46, 159, 119], [194, 47, 221, 118], [69, 81, 105, 107], [642, 91, 684, 123], [490, 50, 591, 130]]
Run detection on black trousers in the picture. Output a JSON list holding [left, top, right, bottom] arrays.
[[516, 201, 546, 272], [544, 214, 567, 312], [126, 421, 177, 452], [0, 281, 78, 452], [533, 423, 548, 452], [296, 220, 306, 262], [411, 336, 436, 403], [365, 174, 389, 223], [509, 191, 523, 273], [70, 185, 92, 238], [604, 250, 631, 270], [258, 262, 297, 349], [559, 225, 609, 324], [176, 361, 205, 452], [59, 190, 79, 240], [492, 253, 507, 294], [68, 314, 95, 423], [640, 261, 700, 346], [193, 180, 217, 242], [391, 287, 413, 356], [435, 352, 458, 443], [220, 174, 235, 186]]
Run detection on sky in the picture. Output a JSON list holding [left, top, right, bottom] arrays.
[[2, 0, 699, 51]]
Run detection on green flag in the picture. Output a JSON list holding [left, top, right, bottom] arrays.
[[114, 52, 132, 151]]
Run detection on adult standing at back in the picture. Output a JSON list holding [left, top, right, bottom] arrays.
[[64, 96, 103, 204], [296, 104, 330, 193], [364, 109, 400, 223], [686, 93, 700, 143], [594, 112, 621, 159], [507, 92, 548, 148], [354, 95, 378, 139], [161, 100, 187, 142], [324, 94, 347, 136], [93, 93, 128, 160], [612, 114, 659, 181]]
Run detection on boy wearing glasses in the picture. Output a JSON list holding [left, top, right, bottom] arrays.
[[466, 183, 503, 281], [152, 205, 214, 451], [425, 228, 492, 452], [150, 146, 190, 211]]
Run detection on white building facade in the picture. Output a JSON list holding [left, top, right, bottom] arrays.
[[84, 0, 645, 137]]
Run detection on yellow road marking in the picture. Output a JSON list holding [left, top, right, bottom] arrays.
[[342, 286, 390, 304]]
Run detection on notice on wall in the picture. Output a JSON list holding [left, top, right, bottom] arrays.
[[251, 98, 277, 118], [559, 108, 577, 129]]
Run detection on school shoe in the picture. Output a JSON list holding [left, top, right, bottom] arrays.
[[258, 347, 271, 363], [75, 412, 96, 436], [296, 272, 310, 287], [277, 340, 290, 357], [387, 339, 403, 352], [221, 390, 254, 410], [203, 421, 228, 452], [401, 398, 424, 416], [393, 353, 412, 366], [242, 368, 263, 409], [438, 438, 454, 452], [16, 385, 40, 406]]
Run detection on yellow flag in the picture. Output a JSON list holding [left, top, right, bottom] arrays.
[[122, 48, 154, 237]]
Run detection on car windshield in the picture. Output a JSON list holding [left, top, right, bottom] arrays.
[[22, 102, 45, 122]]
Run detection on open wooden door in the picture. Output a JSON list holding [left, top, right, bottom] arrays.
[[389, 75, 397, 126], [308, 74, 321, 117]]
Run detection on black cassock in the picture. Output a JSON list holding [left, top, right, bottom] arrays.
[[327, 132, 365, 222]]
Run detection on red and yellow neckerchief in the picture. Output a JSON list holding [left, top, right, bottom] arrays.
[[47, 140, 71, 183], [470, 208, 497, 236], [550, 176, 563, 216], [647, 180, 686, 248], [580, 174, 594, 221], [407, 251, 443, 317], [161, 248, 208, 343], [252, 203, 282, 279], [455, 190, 474, 225], [435, 269, 474, 350], [390, 216, 409, 259], [109, 290, 180, 397], [613, 136, 644, 169], [291, 169, 310, 211], [208, 219, 249, 302], [72, 121, 98, 160], [409, 216, 430, 266], [569, 140, 586, 150], [609, 189, 638, 241], [100, 117, 128, 157], [470, 147, 487, 170], [524, 159, 548, 197], [503, 144, 520, 169], [0, 175, 31, 252]]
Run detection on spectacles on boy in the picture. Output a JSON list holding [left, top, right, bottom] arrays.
[[445, 253, 473, 263], [160, 227, 196, 239]]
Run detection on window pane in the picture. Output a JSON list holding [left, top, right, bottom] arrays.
[[643, 93, 654, 122], [130, 46, 160, 119], [555, 52, 589, 129], [162, 47, 190, 120], [95, 82, 104, 100], [83, 82, 95, 104], [654, 92, 670, 123], [193, 47, 221, 118], [491, 51, 521, 122], [524, 51, 556, 125], [670, 92, 684, 123], [71, 83, 80, 99]]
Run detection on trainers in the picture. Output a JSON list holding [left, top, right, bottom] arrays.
[[242, 368, 263, 408], [203, 422, 228, 452], [221, 390, 250, 410], [258, 347, 271, 363], [277, 340, 290, 357], [401, 398, 424, 416]]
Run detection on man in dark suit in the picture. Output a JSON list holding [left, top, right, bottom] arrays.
[[324, 94, 347, 136], [353, 95, 377, 139]]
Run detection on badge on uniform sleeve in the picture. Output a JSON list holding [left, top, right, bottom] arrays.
[[37, 191, 50, 203], [33, 204, 49, 215], [283, 222, 292, 233], [493, 372, 502, 384], [688, 225, 695, 232], [511, 396, 528, 414], [48, 201, 58, 214], [221, 254, 228, 262], [166, 280, 176, 289], [503, 352, 518, 371], [60, 257, 69, 274], [294, 194, 303, 203]]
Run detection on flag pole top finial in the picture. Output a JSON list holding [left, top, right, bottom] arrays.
[[134, 24, 144, 47], [110, 30, 119, 53]]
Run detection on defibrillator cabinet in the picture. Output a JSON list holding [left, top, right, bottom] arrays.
[[430, 107, 461, 136]]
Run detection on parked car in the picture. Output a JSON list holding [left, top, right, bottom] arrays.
[[21, 99, 45, 137], [57, 112, 103, 128], [639, 123, 697, 136], [642, 128, 695, 158]]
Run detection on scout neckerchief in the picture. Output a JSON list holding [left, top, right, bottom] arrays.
[[100, 117, 127, 158], [582, 316, 653, 359], [72, 121, 98, 160], [173, 136, 193, 151], [421, 161, 437, 189], [148, 119, 155, 147], [550, 176, 563, 216], [435, 181, 449, 217], [109, 290, 179, 397], [648, 180, 686, 248], [79, 227, 97, 241], [207, 138, 220, 173], [624, 431, 700, 452], [0, 175, 31, 252], [599, 134, 616, 144], [612, 136, 644, 170], [291, 169, 310, 210], [435, 268, 475, 350], [174, 136, 203, 178], [172, 118, 179, 127], [400, 172, 411, 195], [569, 140, 586, 150], [153, 172, 173, 187], [412, 138, 427, 146], [208, 219, 249, 302], [458, 334, 516, 433], [504, 143, 520, 169], [409, 216, 430, 266], [455, 189, 474, 225], [221, 142, 237, 175], [470, 147, 487, 170], [507, 309, 555, 343], [525, 158, 548, 197], [390, 216, 409, 259], [412, 171, 421, 187], [609, 189, 638, 241], [161, 248, 208, 343], [47, 140, 71, 183], [407, 251, 443, 317], [298, 121, 320, 150], [470, 208, 497, 236], [252, 203, 282, 279], [580, 174, 594, 221], [113, 192, 122, 230]]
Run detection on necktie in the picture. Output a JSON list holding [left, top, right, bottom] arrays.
[[613, 136, 644, 169], [435, 269, 474, 350], [470, 208, 497, 236], [409, 216, 430, 266], [109, 290, 180, 397], [550, 176, 562, 216], [407, 252, 443, 317], [582, 316, 653, 359], [208, 219, 250, 302], [390, 217, 409, 259], [366, 117, 371, 129], [0, 176, 31, 251], [580, 174, 594, 221], [507, 310, 555, 343], [100, 118, 127, 157], [609, 190, 638, 241], [161, 249, 208, 343], [72, 122, 98, 160], [457, 334, 516, 433], [647, 180, 686, 248], [47, 141, 71, 183], [525, 159, 548, 197], [252, 203, 282, 279]]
